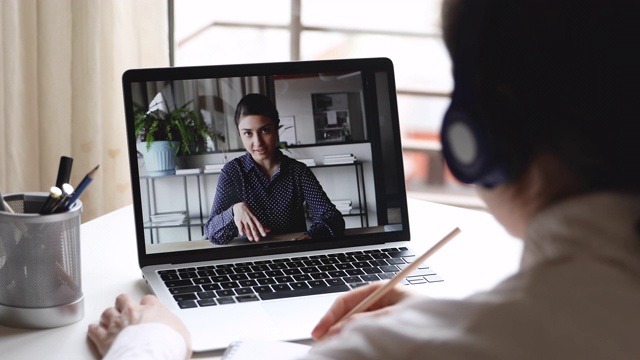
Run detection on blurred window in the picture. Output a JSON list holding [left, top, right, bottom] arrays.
[[171, 0, 450, 137]]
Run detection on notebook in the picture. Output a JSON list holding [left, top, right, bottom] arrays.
[[222, 338, 311, 360], [122, 57, 444, 352]]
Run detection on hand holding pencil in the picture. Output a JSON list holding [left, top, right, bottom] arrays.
[[312, 227, 461, 341]]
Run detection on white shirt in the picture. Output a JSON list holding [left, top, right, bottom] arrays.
[[305, 192, 640, 359], [106, 192, 640, 359], [103, 323, 188, 360]]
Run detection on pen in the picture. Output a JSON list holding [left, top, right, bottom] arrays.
[[50, 183, 74, 214], [39, 186, 63, 214], [334, 227, 461, 325], [55, 156, 74, 188], [63, 164, 100, 211]]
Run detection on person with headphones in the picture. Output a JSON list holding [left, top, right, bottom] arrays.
[[308, 0, 640, 358], [88, 0, 639, 358]]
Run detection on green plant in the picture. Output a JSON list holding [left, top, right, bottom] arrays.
[[134, 100, 225, 155], [277, 124, 293, 153]]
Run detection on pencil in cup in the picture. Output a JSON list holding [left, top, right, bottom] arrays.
[[338, 227, 461, 322], [63, 164, 99, 211], [0, 191, 12, 213]]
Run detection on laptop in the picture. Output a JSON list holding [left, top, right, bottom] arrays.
[[122, 57, 444, 352]]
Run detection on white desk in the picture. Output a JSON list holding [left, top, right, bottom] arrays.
[[0, 198, 523, 359]]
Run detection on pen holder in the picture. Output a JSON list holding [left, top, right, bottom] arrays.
[[0, 192, 84, 328]]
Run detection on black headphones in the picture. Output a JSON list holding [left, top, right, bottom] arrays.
[[441, 1, 531, 188]]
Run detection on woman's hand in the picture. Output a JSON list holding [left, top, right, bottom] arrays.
[[87, 294, 192, 358], [233, 202, 270, 241], [311, 281, 414, 341], [294, 233, 312, 240]]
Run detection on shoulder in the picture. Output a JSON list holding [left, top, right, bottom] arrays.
[[222, 153, 250, 174]]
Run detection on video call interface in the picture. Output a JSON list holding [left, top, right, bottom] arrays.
[[126, 63, 408, 254]]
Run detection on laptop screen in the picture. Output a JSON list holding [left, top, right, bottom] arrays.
[[122, 58, 410, 266]]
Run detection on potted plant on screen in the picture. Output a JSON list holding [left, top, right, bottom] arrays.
[[134, 97, 225, 176]]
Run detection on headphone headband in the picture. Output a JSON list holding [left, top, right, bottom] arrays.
[[441, 0, 530, 188]]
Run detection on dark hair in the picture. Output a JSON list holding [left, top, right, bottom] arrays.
[[234, 93, 280, 128], [443, 0, 640, 191]]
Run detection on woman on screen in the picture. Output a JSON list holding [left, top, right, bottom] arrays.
[[204, 93, 345, 245]]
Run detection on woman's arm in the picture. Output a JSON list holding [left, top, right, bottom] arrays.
[[301, 167, 346, 238], [204, 168, 241, 244]]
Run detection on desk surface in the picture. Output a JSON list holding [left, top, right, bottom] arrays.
[[0, 198, 522, 359]]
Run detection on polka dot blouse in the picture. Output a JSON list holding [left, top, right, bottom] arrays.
[[204, 150, 345, 245]]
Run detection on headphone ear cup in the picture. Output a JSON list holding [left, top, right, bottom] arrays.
[[441, 107, 494, 186], [441, 103, 530, 188]]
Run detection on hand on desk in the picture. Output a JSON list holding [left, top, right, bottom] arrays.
[[311, 281, 415, 341], [233, 202, 271, 241], [294, 232, 312, 240], [87, 294, 192, 359]]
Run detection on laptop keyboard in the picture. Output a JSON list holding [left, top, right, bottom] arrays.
[[158, 247, 443, 309]]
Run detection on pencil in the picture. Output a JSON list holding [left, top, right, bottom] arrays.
[[1, 195, 14, 213], [338, 227, 461, 322], [63, 164, 99, 211]]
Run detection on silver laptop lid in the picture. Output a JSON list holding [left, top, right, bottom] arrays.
[[122, 58, 409, 268]]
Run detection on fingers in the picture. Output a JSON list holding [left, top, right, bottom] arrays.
[[245, 220, 265, 241], [89, 294, 134, 356], [321, 307, 395, 340], [312, 283, 384, 340], [88, 294, 193, 359], [115, 293, 143, 324], [233, 203, 268, 241], [99, 307, 120, 328], [294, 233, 311, 240], [140, 294, 160, 306], [115, 293, 135, 312], [87, 323, 112, 356], [89, 294, 143, 354], [311, 282, 410, 341]]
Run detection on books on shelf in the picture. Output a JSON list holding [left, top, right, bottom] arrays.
[[204, 163, 225, 173], [175, 168, 202, 175], [332, 199, 352, 206], [150, 211, 186, 225], [296, 158, 316, 167], [332, 199, 352, 215], [323, 154, 356, 165], [324, 153, 354, 159]]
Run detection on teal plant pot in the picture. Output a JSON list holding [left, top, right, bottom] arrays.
[[136, 141, 179, 176]]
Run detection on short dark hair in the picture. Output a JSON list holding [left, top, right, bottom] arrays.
[[443, 0, 640, 191], [234, 93, 280, 128]]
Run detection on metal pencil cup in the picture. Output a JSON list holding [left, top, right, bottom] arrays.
[[0, 192, 84, 328]]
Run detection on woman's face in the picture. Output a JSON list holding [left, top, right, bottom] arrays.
[[237, 115, 278, 162]]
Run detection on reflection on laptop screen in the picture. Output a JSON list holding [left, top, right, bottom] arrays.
[[122, 58, 408, 262]]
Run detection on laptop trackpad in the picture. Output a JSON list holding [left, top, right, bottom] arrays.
[[262, 294, 337, 334]]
